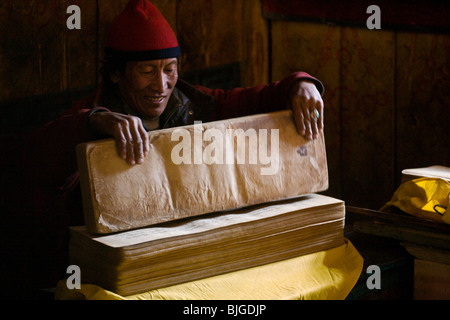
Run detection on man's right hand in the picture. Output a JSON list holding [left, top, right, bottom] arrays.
[[89, 111, 150, 165]]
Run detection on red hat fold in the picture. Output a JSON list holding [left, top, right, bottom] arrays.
[[106, 0, 180, 61]]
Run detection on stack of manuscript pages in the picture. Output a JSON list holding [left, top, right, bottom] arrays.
[[69, 194, 345, 296], [71, 110, 345, 296]]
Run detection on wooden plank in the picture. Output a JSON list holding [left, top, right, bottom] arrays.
[[340, 27, 396, 209], [353, 221, 450, 250], [403, 243, 450, 265], [241, 0, 269, 87], [64, 0, 97, 90], [414, 259, 450, 300], [346, 206, 450, 250], [395, 32, 450, 184], [176, 0, 244, 74], [346, 206, 450, 234], [153, 0, 177, 30], [97, 0, 129, 69], [0, 0, 96, 98], [34, 0, 67, 94], [271, 21, 342, 200], [0, 0, 66, 100]]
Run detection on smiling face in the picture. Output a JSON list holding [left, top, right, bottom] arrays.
[[112, 58, 179, 119]]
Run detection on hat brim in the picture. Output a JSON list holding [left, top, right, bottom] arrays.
[[106, 46, 181, 62]]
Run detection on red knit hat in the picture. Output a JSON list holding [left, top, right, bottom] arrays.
[[105, 0, 180, 61]]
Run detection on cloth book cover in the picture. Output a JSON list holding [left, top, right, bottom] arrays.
[[76, 110, 329, 234], [69, 194, 345, 296]]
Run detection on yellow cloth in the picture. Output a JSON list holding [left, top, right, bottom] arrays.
[[381, 178, 450, 224], [55, 240, 363, 300]]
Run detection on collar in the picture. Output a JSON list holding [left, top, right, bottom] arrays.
[[96, 79, 214, 130]]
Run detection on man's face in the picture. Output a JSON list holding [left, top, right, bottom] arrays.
[[114, 58, 178, 119]]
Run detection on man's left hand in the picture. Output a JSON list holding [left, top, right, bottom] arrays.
[[289, 80, 324, 140]]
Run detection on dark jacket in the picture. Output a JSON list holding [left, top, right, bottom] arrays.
[[95, 79, 217, 131]]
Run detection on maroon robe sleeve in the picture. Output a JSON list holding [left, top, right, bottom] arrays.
[[196, 72, 324, 121]]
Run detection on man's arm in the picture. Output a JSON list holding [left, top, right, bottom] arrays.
[[195, 71, 324, 140], [22, 91, 104, 188]]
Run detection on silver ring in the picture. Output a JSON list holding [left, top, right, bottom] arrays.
[[311, 109, 320, 121]]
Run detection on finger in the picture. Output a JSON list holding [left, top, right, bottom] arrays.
[[125, 137, 137, 166], [129, 121, 145, 164], [310, 111, 319, 140], [138, 122, 150, 157], [305, 117, 313, 140], [292, 105, 306, 137], [119, 121, 137, 165], [309, 105, 320, 139], [316, 99, 324, 132], [292, 95, 310, 137], [115, 124, 128, 161], [303, 106, 314, 140]]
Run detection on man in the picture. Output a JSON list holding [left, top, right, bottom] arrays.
[[21, 0, 325, 287], [88, 0, 324, 165]]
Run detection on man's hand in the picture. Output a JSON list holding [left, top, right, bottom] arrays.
[[289, 80, 324, 140], [89, 111, 150, 165]]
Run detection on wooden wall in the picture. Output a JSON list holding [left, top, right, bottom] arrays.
[[271, 22, 450, 209], [0, 0, 268, 103], [1, 0, 449, 210]]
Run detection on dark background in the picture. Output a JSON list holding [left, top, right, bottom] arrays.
[[1, 0, 449, 219]]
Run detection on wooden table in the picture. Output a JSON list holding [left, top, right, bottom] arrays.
[[346, 206, 450, 300]]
